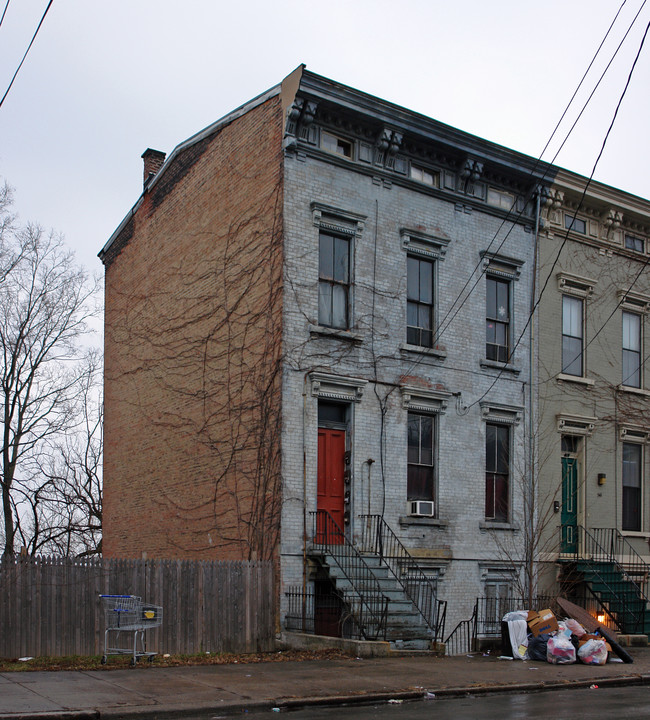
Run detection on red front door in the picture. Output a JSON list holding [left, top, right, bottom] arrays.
[[317, 428, 346, 542]]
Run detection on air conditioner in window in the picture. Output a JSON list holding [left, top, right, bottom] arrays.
[[408, 500, 435, 517]]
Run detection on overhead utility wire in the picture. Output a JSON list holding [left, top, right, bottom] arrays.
[[0, 1, 11, 29], [0, 0, 54, 111], [467, 17, 650, 410], [432, 0, 645, 349]]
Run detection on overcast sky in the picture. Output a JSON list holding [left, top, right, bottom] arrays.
[[0, 0, 648, 274]]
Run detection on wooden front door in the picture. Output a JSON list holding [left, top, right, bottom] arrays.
[[317, 428, 346, 542]]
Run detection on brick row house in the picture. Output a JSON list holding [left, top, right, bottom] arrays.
[[100, 66, 650, 646]]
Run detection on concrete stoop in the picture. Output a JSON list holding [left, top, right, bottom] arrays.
[[617, 634, 649, 647]]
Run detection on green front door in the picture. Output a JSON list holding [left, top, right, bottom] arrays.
[[561, 455, 578, 554]]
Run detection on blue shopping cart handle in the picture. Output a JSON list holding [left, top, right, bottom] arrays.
[[99, 595, 135, 598]]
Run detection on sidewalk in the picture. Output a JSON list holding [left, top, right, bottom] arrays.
[[1, 648, 650, 719]]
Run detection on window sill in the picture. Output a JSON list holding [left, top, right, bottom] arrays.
[[557, 373, 595, 387], [617, 384, 650, 397], [309, 324, 364, 343], [399, 516, 448, 529], [621, 530, 650, 539], [479, 520, 520, 532], [480, 358, 521, 375], [399, 343, 447, 360]]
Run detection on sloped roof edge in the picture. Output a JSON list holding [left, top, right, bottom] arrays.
[[99, 81, 283, 261]]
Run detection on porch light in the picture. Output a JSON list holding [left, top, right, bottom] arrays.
[[597, 613, 605, 624]]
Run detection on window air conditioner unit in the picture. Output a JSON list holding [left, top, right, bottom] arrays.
[[408, 500, 435, 517]]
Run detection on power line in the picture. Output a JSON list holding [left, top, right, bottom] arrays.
[[0, 1, 11, 29], [467, 17, 650, 411], [0, 0, 54, 111], [427, 1, 646, 355]]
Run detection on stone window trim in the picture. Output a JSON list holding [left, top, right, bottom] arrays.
[[617, 384, 650, 397], [618, 289, 650, 314], [619, 425, 650, 443], [401, 385, 452, 414], [400, 343, 447, 360], [308, 324, 364, 343], [399, 516, 449, 530], [309, 371, 367, 403], [555, 413, 597, 436], [479, 520, 520, 532], [557, 272, 596, 299], [311, 202, 365, 239], [400, 229, 450, 260], [480, 401, 522, 426], [479, 563, 518, 583], [480, 251, 524, 281], [479, 358, 521, 375], [556, 373, 595, 387]]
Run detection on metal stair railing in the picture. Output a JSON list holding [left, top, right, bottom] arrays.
[[566, 525, 650, 633], [309, 510, 389, 641], [358, 514, 447, 642], [444, 599, 478, 656], [589, 527, 650, 586]]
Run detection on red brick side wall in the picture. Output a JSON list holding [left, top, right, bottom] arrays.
[[102, 96, 284, 561]]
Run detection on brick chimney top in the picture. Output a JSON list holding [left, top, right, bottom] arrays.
[[141, 148, 166, 188]]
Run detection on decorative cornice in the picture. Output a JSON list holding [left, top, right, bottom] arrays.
[[400, 385, 452, 413], [480, 401, 523, 425], [309, 372, 367, 403], [556, 413, 597, 436]]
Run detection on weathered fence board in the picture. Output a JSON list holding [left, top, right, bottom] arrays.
[[0, 556, 275, 658]]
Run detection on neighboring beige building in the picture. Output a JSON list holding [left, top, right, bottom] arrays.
[[536, 169, 650, 633]]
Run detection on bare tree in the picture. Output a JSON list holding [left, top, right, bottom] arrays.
[[15, 352, 103, 557], [0, 186, 101, 557]]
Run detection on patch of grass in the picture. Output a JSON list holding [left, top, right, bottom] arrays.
[[0, 648, 351, 672]]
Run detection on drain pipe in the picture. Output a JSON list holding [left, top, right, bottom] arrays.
[[528, 188, 542, 602]]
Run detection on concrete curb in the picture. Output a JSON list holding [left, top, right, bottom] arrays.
[[2, 672, 650, 720]]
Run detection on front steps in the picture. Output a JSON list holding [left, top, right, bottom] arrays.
[[311, 548, 435, 650]]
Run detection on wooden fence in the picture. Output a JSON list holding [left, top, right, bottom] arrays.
[[0, 556, 275, 658]]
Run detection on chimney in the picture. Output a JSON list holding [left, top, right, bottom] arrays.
[[141, 148, 166, 188]]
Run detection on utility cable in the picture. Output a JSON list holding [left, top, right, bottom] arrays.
[[0, 1, 11, 29], [466, 17, 650, 411], [431, 1, 646, 351], [0, 0, 54, 111]]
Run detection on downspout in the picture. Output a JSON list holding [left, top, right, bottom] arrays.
[[528, 188, 541, 603], [302, 371, 309, 628]]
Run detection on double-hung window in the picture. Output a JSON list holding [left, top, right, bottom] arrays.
[[319, 232, 350, 329], [562, 295, 584, 376], [407, 412, 435, 502], [622, 311, 642, 388], [622, 441, 642, 531], [485, 423, 509, 522], [407, 255, 434, 348], [486, 277, 510, 363]]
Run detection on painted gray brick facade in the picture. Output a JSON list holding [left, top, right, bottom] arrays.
[[278, 71, 548, 633]]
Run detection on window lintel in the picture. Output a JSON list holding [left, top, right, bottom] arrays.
[[401, 384, 451, 413], [557, 272, 596, 298], [619, 425, 650, 443], [309, 371, 367, 403], [401, 228, 450, 260], [481, 251, 524, 280], [618, 289, 650, 314], [556, 413, 597, 436], [480, 401, 522, 425], [311, 202, 365, 237]]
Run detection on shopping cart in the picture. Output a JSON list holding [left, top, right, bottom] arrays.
[[99, 594, 163, 666]]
